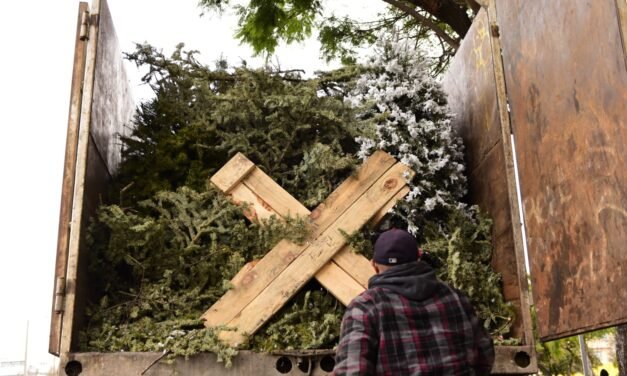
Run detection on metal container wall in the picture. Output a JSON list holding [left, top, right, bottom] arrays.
[[51, 0, 135, 358], [442, 7, 536, 374], [496, 0, 627, 341], [53, 0, 627, 374]]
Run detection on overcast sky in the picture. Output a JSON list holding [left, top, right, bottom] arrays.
[[0, 0, 384, 370]]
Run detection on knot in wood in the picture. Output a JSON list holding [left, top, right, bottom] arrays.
[[241, 271, 257, 286], [384, 178, 398, 189], [310, 205, 324, 220]]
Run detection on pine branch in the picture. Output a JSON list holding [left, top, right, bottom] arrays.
[[382, 0, 460, 50]]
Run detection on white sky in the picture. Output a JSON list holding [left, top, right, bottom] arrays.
[[0, 0, 385, 370]]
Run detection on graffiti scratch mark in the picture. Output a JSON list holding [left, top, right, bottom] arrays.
[[472, 18, 489, 73]]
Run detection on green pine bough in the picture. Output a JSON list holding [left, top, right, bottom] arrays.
[[80, 39, 519, 366]]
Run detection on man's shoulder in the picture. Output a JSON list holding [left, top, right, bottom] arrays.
[[346, 287, 388, 309]]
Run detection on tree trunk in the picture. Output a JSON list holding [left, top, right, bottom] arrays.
[[406, 0, 473, 37], [618, 324, 627, 376]]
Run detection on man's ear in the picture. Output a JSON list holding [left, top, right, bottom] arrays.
[[371, 260, 379, 274]]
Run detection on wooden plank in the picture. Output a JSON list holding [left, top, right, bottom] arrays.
[[242, 167, 310, 219], [329, 186, 411, 289], [314, 262, 366, 306], [224, 251, 367, 307], [326, 248, 373, 289], [234, 160, 379, 289], [368, 186, 410, 228], [220, 162, 414, 346], [210, 152, 256, 193], [306, 151, 396, 232], [229, 173, 369, 301], [202, 151, 397, 328], [202, 239, 298, 327], [228, 182, 283, 222], [230, 261, 259, 287], [49, 1, 89, 356], [218, 157, 373, 299], [222, 151, 399, 232]]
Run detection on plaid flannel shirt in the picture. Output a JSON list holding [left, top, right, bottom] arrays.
[[333, 263, 494, 375]]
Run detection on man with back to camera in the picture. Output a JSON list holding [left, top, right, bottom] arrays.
[[333, 228, 495, 375]]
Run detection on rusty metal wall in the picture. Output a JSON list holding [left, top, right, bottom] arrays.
[[65, 352, 335, 376], [442, 8, 536, 374], [90, 0, 135, 176], [56, 0, 627, 371], [496, 0, 627, 340], [62, 347, 534, 375], [442, 10, 523, 335], [50, 2, 89, 356], [69, 0, 135, 350], [55, 0, 135, 355], [79, 0, 134, 224]]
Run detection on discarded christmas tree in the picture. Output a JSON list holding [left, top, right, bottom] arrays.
[[80, 39, 517, 365]]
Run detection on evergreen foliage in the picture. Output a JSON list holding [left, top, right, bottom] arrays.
[[82, 186, 311, 364], [534, 312, 609, 375], [250, 286, 344, 352], [81, 39, 518, 362], [344, 37, 516, 341], [197, 0, 476, 69], [117, 43, 358, 205], [347, 37, 466, 236], [423, 209, 516, 341]]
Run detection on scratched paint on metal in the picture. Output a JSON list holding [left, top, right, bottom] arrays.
[[496, 0, 627, 340], [442, 9, 526, 341], [443, 10, 502, 173]]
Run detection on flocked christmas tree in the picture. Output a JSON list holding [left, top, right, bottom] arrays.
[[80, 38, 517, 366], [344, 37, 515, 336]]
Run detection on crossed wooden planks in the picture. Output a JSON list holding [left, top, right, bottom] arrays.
[[202, 150, 414, 346], [209, 152, 405, 303]]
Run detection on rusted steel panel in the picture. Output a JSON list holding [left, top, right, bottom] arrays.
[[66, 137, 111, 352], [58, 0, 135, 355], [442, 8, 535, 373], [65, 352, 335, 376], [616, 0, 627, 65], [59, 0, 102, 355], [49, 2, 89, 356], [442, 9, 524, 340], [469, 146, 522, 337], [70, 0, 134, 349], [61, 347, 534, 375], [496, 0, 627, 340], [442, 11, 501, 174], [90, 0, 134, 176]]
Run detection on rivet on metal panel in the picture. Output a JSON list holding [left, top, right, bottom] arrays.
[[79, 10, 90, 41]]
